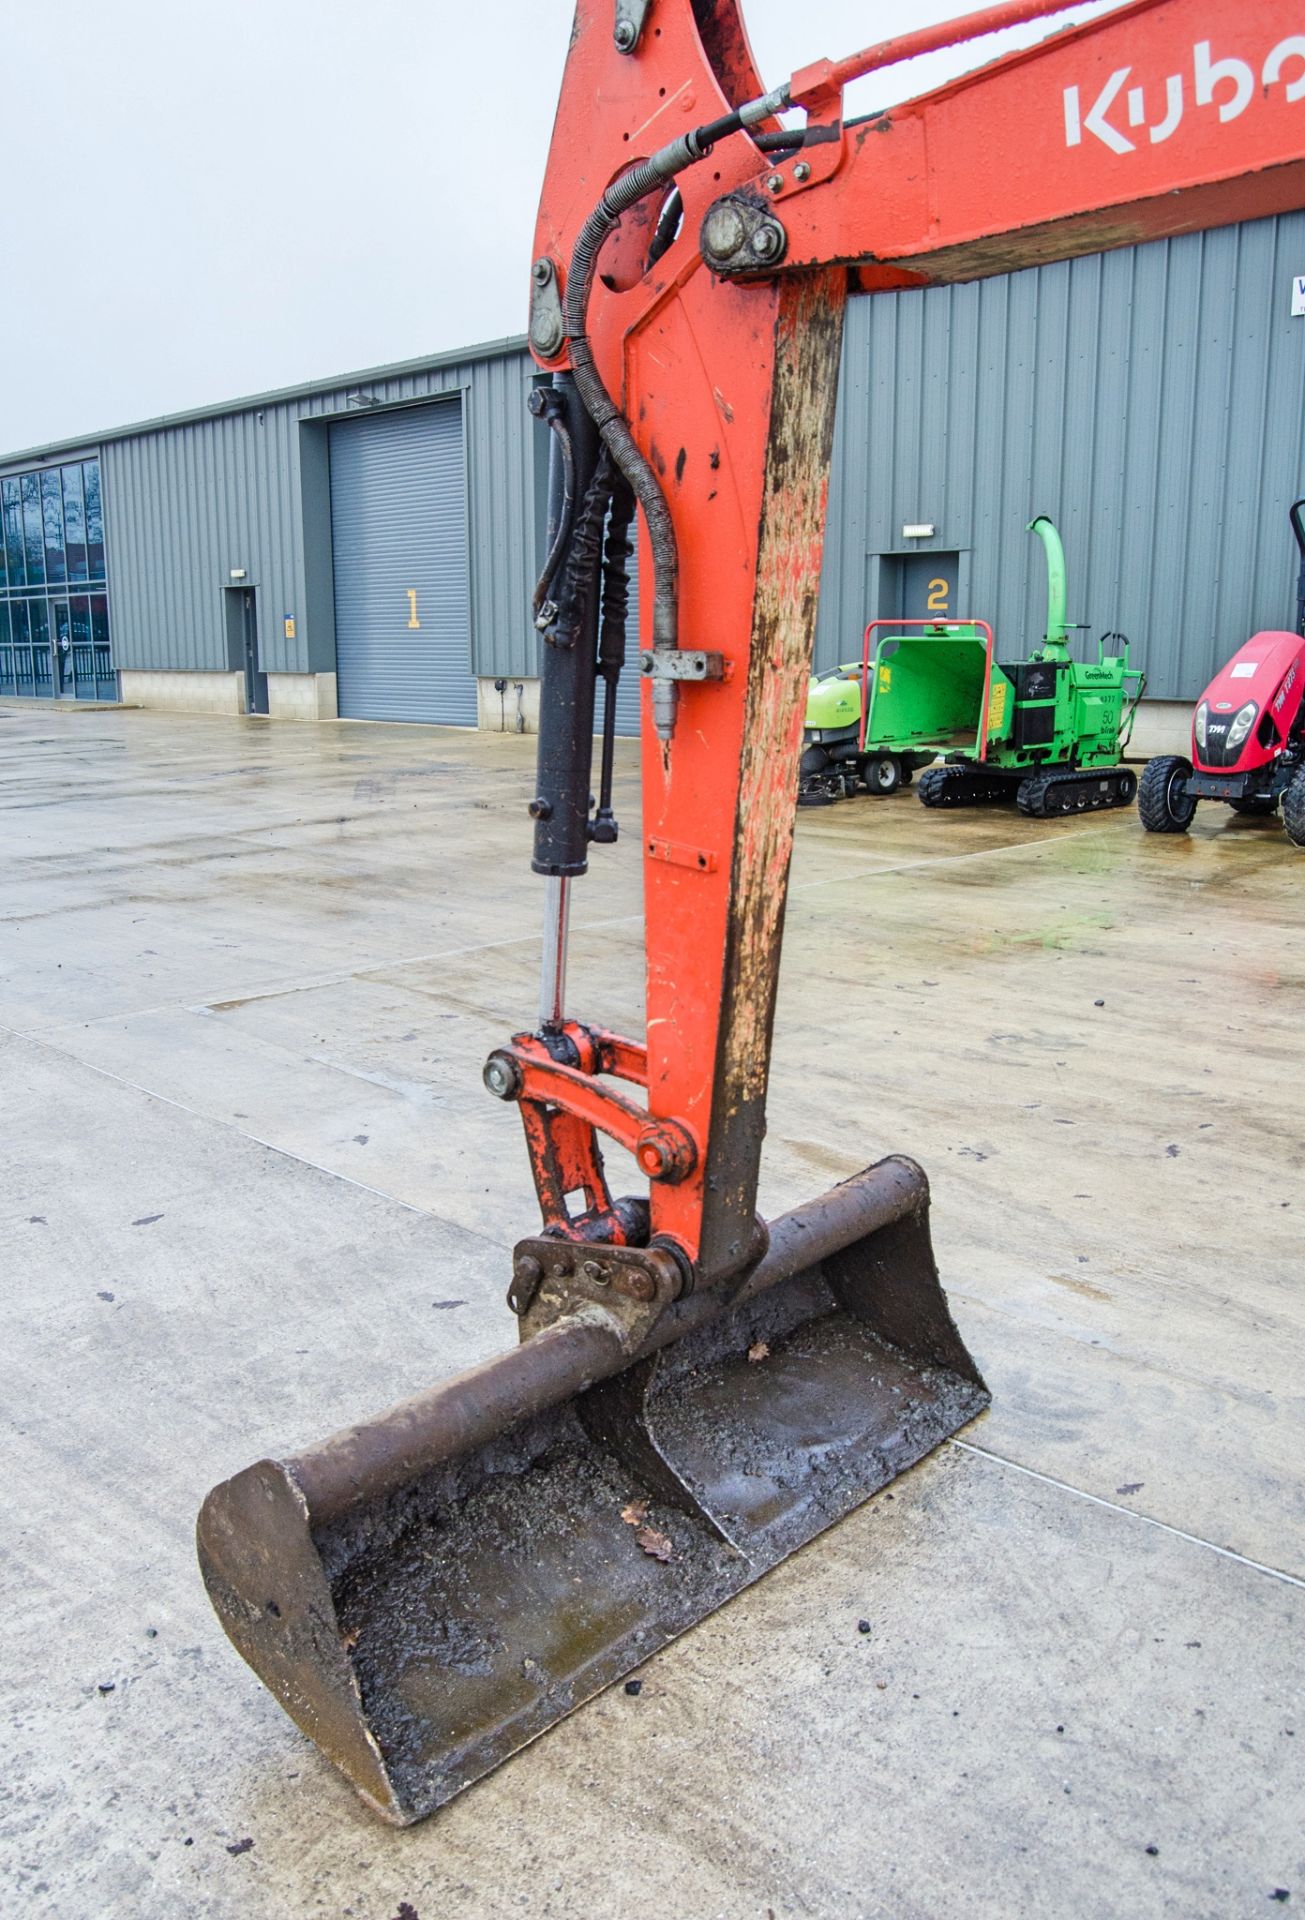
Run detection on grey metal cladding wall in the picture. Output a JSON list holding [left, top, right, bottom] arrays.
[[816, 211, 1305, 701], [98, 346, 541, 680]]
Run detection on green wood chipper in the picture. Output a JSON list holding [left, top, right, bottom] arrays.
[[799, 517, 1146, 817]]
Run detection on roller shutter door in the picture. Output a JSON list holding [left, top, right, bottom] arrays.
[[329, 401, 475, 724]]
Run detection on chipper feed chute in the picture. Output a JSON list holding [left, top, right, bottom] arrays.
[[194, 0, 1305, 1821], [198, 1160, 986, 1824]]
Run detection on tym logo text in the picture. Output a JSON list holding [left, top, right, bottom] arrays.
[[1065, 36, 1305, 154]]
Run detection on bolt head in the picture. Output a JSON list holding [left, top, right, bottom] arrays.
[[613, 18, 637, 51], [751, 222, 783, 262], [514, 1254, 543, 1287], [580, 1259, 610, 1286], [532, 258, 552, 285], [530, 314, 564, 358], [766, 172, 784, 195], [702, 201, 746, 263], [482, 1053, 522, 1100], [625, 1270, 656, 1303], [637, 1139, 669, 1177], [793, 160, 811, 183]]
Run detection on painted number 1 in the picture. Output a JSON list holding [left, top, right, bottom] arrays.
[[926, 578, 950, 614], [406, 590, 421, 629]]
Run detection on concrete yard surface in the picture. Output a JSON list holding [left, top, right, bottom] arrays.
[[2, 705, 1302, 1920]]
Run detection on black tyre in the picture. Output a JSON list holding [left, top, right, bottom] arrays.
[[917, 766, 951, 809], [1138, 755, 1196, 834], [1228, 795, 1277, 816], [862, 755, 902, 796], [1282, 769, 1305, 847]]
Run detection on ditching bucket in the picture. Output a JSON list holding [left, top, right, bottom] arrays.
[[197, 1156, 987, 1825]]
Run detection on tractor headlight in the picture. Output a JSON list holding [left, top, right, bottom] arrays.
[[1194, 701, 1208, 750], [1226, 702, 1257, 753]]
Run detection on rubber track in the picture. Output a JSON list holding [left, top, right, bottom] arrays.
[[917, 765, 1016, 809], [1016, 765, 1136, 818]]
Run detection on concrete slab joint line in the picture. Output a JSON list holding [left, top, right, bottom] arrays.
[[954, 1442, 1305, 1590], [2, 705, 1303, 1917]]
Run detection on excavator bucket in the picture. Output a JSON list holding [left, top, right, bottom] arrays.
[[198, 1157, 986, 1825]]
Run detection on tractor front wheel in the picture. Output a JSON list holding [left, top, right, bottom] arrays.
[[863, 756, 902, 796], [1282, 769, 1305, 847], [1138, 755, 1196, 834]]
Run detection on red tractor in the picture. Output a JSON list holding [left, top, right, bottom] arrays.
[[1141, 502, 1305, 845]]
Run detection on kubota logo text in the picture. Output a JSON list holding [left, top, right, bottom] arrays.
[[1064, 36, 1305, 153]]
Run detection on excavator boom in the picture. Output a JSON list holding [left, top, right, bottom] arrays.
[[198, 0, 1305, 1823]]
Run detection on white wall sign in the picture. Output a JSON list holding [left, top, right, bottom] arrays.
[[1293, 276, 1305, 318]]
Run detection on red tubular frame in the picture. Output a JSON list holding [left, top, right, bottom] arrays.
[[510, 0, 1305, 1284]]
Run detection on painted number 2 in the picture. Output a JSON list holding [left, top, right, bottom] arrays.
[[406, 590, 421, 630], [926, 578, 950, 614]]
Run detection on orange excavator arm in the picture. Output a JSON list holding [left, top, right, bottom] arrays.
[[197, 0, 1305, 1829], [499, 0, 1305, 1290]]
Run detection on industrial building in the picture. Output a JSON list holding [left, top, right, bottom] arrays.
[[4, 208, 1305, 743]]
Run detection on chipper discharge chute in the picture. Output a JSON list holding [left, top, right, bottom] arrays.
[[198, 0, 1305, 1827]]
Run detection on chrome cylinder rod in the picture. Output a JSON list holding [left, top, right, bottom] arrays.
[[539, 873, 571, 1033]]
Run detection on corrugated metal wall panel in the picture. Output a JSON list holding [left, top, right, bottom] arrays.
[[329, 400, 474, 724], [94, 344, 541, 684], [817, 210, 1305, 700], [54, 210, 1305, 709]]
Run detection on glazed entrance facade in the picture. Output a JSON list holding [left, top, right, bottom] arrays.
[[0, 456, 115, 699]]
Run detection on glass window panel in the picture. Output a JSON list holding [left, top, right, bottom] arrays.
[[91, 592, 114, 695], [52, 601, 72, 693], [0, 603, 12, 698], [29, 598, 51, 693], [61, 463, 87, 582], [83, 460, 104, 579], [21, 474, 45, 585], [41, 470, 66, 584], [68, 595, 92, 697], [2, 478, 24, 585], [11, 601, 31, 692]]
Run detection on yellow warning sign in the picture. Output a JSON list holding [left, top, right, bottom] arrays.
[[987, 679, 1008, 729]]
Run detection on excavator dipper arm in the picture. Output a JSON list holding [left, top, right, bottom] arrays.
[[507, 0, 1305, 1290], [197, 0, 1305, 1826]]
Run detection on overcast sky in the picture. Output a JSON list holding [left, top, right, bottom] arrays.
[[0, 0, 1124, 454]]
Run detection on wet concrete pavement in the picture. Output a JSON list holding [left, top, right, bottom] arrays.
[[2, 705, 1301, 1918]]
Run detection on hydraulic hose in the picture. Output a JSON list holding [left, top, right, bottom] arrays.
[[562, 90, 786, 738]]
